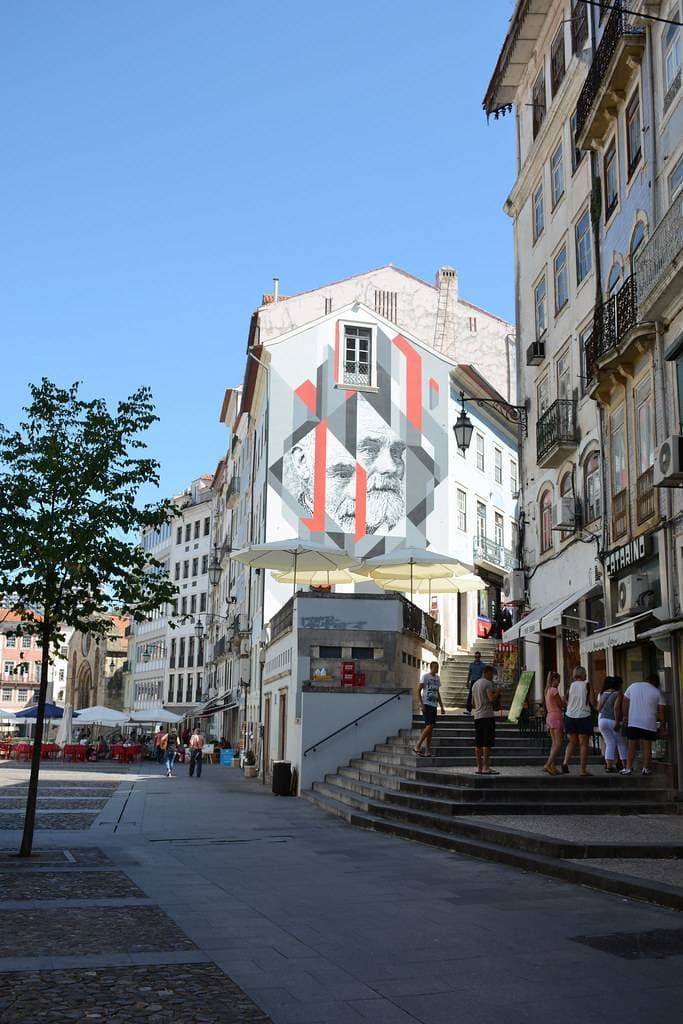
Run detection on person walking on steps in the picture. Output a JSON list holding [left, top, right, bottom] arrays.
[[414, 661, 445, 757], [598, 676, 628, 772], [542, 671, 564, 776], [189, 726, 205, 778], [465, 651, 485, 715], [472, 664, 501, 775], [562, 666, 594, 777], [620, 673, 667, 776]]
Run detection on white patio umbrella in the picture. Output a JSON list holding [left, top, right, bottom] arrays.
[[128, 707, 183, 724], [375, 573, 486, 597], [71, 705, 130, 726], [54, 703, 74, 746], [231, 541, 360, 594], [272, 566, 369, 587], [363, 547, 469, 602]]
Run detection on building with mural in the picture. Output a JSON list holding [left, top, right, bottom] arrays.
[[201, 263, 516, 787]]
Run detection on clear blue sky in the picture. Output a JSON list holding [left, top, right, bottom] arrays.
[[1, 0, 517, 498]]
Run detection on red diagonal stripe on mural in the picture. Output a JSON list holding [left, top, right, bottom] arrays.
[[354, 464, 367, 542], [302, 420, 327, 532], [295, 380, 317, 414], [392, 334, 422, 431]]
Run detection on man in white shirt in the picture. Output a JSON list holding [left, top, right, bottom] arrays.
[[621, 674, 667, 776], [413, 661, 445, 757]]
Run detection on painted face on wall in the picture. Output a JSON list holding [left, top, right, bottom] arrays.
[[357, 399, 406, 535], [282, 431, 315, 516], [326, 434, 356, 532]]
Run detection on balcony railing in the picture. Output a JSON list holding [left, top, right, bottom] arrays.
[[612, 488, 628, 541], [576, 1, 644, 140], [636, 197, 683, 311], [584, 275, 639, 386], [636, 467, 656, 524], [226, 476, 240, 510], [401, 597, 441, 649], [343, 361, 371, 387], [269, 597, 294, 643], [473, 537, 516, 572], [537, 399, 578, 463]]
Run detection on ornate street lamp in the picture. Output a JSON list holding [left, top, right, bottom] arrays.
[[208, 548, 222, 588], [452, 389, 528, 453]]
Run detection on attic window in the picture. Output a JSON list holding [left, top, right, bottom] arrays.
[[343, 325, 373, 386]]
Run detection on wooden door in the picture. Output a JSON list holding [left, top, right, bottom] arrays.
[[278, 689, 287, 761], [263, 695, 272, 777]]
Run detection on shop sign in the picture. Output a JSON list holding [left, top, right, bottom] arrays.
[[604, 535, 652, 577]]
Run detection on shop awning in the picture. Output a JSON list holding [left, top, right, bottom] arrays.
[[196, 691, 239, 717], [639, 620, 683, 641], [540, 583, 601, 631], [503, 595, 566, 641], [579, 612, 652, 657]]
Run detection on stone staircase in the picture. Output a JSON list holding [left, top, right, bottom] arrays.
[[303, 716, 682, 906], [441, 640, 500, 709]]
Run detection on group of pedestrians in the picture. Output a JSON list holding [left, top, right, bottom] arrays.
[[414, 658, 505, 775], [153, 725, 206, 778], [542, 666, 667, 777]]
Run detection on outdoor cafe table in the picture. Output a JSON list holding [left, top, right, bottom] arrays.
[[111, 744, 141, 763], [40, 743, 60, 760], [63, 744, 88, 762]]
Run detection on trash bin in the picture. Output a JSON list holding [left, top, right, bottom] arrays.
[[219, 748, 234, 766], [271, 760, 292, 796]]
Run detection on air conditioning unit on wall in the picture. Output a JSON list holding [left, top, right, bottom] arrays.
[[552, 497, 577, 531], [654, 435, 683, 487], [616, 573, 654, 617], [503, 570, 525, 605]]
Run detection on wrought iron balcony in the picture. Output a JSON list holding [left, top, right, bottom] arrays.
[[226, 475, 240, 510], [636, 467, 656, 525], [636, 197, 683, 320], [583, 275, 639, 388], [575, 1, 645, 148], [401, 597, 441, 649], [473, 537, 516, 572], [611, 488, 628, 542], [536, 399, 578, 467]]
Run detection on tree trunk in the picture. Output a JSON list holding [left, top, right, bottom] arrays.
[[19, 616, 52, 857]]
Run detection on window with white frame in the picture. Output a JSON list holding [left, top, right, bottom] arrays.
[[557, 349, 571, 402], [626, 89, 642, 177], [534, 275, 547, 339], [604, 137, 618, 220], [554, 245, 569, 312], [550, 141, 565, 206], [21, 636, 31, 649], [494, 512, 504, 549], [342, 325, 372, 386], [5, 636, 16, 648], [669, 152, 683, 201], [584, 451, 601, 523], [17, 688, 28, 703], [476, 501, 487, 541], [1, 687, 11, 702], [537, 375, 550, 416], [510, 460, 518, 494], [494, 448, 503, 485], [532, 182, 544, 241], [540, 490, 553, 552], [550, 25, 566, 96], [3, 662, 15, 677], [575, 208, 592, 284], [457, 489, 467, 531], [476, 434, 485, 472], [635, 377, 655, 483], [532, 68, 546, 138], [663, 5, 681, 106], [570, 108, 585, 173]]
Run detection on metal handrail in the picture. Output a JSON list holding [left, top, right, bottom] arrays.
[[303, 691, 404, 757]]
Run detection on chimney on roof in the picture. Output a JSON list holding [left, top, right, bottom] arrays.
[[433, 267, 458, 355], [273, 277, 279, 302]]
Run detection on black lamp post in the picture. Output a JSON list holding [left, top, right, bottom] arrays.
[[452, 389, 528, 453], [208, 548, 222, 588]]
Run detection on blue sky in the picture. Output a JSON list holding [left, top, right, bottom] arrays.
[[1, 0, 517, 498]]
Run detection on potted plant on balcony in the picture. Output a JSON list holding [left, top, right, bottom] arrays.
[[243, 749, 257, 778]]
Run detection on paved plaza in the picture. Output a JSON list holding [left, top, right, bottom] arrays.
[[1, 760, 683, 1023]]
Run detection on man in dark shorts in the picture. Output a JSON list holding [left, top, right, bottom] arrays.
[[414, 661, 445, 757], [621, 673, 667, 776], [472, 665, 501, 775]]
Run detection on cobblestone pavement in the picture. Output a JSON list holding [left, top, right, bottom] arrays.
[[0, 797, 109, 809], [0, 869, 144, 901], [0, 906, 196, 957], [0, 963, 270, 1023], [0, 813, 99, 830]]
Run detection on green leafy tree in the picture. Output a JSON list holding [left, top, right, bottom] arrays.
[[0, 380, 178, 856]]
